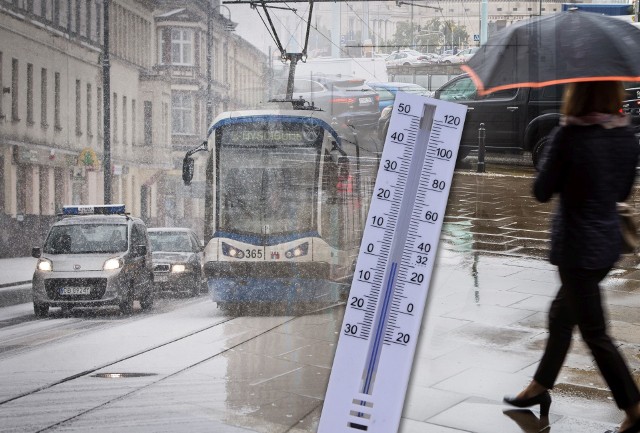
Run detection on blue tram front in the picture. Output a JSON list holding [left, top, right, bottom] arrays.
[[194, 109, 365, 306]]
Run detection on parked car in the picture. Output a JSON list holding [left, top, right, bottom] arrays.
[[273, 74, 380, 131], [148, 228, 204, 297], [385, 49, 433, 66], [368, 82, 429, 111], [438, 47, 479, 64], [31, 204, 154, 317], [372, 83, 430, 141]]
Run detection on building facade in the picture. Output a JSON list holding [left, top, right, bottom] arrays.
[[0, 0, 267, 257], [311, 0, 610, 54]]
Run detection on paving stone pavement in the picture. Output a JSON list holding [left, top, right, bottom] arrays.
[[394, 168, 640, 432]]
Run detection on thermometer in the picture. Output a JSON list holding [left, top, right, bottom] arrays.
[[319, 92, 467, 433]]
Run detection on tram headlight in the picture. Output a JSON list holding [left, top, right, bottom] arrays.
[[284, 242, 309, 259], [222, 242, 245, 259]]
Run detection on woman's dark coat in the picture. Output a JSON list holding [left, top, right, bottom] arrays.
[[534, 124, 640, 269]]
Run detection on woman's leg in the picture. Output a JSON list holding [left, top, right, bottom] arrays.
[[531, 280, 576, 390], [558, 267, 640, 410]]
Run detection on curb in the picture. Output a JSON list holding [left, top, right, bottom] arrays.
[[0, 280, 31, 289], [0, 284, 32, 308]]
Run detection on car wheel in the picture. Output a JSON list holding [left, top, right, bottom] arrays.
[[190, 276, 201, 297], [34, 302, 49, 318], [119, 287, 135, 315], [140, 273, 155, 310], [532, 136, 550, 171], [403, 62, 411, 66], [140, 289, 154, 310]]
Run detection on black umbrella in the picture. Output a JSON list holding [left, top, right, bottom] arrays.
[[461, 10, 640, 95]]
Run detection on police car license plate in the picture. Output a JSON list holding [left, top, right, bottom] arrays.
[[155, 275, 168, 282], [60, 287, 91, 295]]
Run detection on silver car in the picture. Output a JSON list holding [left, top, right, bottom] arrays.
[[31, 205, 154, 317], [148, 228, 204, 296]]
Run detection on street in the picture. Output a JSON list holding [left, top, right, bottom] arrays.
[[1, 167, 640, 432]]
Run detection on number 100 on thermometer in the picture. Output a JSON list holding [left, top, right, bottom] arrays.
[[319, 93, 467, 433]]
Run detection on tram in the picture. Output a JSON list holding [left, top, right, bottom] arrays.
[[182, 104, 375, 307]]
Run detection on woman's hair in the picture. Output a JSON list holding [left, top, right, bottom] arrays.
[[561, 81, 625, 117]]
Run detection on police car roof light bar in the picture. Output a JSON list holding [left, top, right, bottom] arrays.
[[62, 204, 127, 216]]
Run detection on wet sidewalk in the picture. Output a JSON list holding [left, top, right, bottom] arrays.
[[398, 169, 640, 432]]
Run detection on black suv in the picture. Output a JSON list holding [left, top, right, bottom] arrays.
[[273, 75, 380, 131], [434, 74, 640, 168], [434, 74, 562, 167]]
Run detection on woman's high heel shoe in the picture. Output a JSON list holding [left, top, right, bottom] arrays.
[[503, 391, 552, 417]]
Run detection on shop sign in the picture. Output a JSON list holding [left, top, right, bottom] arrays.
[[13, 146, 76, 167]]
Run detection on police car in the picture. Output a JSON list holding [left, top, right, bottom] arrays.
[[31, 205, 154, 317]]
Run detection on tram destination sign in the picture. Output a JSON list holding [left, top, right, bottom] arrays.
[[220, 122, 322, 147]]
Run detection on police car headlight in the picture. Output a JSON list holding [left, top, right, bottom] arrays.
[[37, 258, 53, 272], [172, 264, 186, 273], [103, 257, 123, 270]]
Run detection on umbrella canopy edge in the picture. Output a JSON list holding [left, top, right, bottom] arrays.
[[461, 64, 640, 96]]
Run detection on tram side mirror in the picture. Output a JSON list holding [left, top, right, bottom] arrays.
[[32, 247, 41, 258], [330, 141, 347, 162], [182, 156, 194, 186]]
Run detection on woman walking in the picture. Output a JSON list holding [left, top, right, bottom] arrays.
[[503, 81, 640, 433]]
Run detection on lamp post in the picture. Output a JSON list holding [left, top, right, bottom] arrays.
[[102, 0, 111, 204]]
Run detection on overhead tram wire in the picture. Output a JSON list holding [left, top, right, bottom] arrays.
[[279, 2, 388, 81]]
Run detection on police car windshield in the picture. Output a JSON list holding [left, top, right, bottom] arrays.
[[43, 224, 128, 254]]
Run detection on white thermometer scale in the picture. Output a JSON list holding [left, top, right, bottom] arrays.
[[319, 92, 467, 433]]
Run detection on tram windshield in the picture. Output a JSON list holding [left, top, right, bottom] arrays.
[[217, 121, 324, 236]]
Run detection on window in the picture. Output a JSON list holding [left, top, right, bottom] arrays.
[[75, 0, 81, 35], [122, 95, 127, 144], [113, 92, 118, 143], [97, 86, 102, 137], [53, 0, 60, 26], [438, 77, 478, 102], [0, 52, 3, 120], [95, 2, 101, 41], [85, 0, 91, 39], [483, 88, 518, 100], [143, 101, 152, 145], [171, 92, 193, 135], [27, 63, 33, 124], [41, 68, 47, 127], [86, 83, 92, 137], [171, 29, 193, 65], [75, 79, 82, 135], [11, 58, 19, 121], [54, 72, 61, 130], [131, 99, 136, 145]]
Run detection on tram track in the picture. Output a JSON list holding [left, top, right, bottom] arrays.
[[0, 301, 344, 432], [0, 297, 204, 360]]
